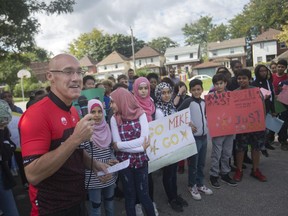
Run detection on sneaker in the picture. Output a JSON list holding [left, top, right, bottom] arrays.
[[261, 149, 269, 157], [210, 175, 220, 189], [265, 143, 275, 150], [197, 185, 213, 195], [188, 185, 201, 200], [168, 199, 183, 212], [176, 195, 188, 207], [135, 204, 144, 216], [250, 168, 267, 182], [153, 202, 159, 216], [233, 169, 243, 182], [221, 174, 237, 186]]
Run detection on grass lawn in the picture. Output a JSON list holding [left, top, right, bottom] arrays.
[[14, 97, 29, 103], [185, 78, 212, 92]]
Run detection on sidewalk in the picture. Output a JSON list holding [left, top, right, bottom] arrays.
[[13, 141, 288, 216]]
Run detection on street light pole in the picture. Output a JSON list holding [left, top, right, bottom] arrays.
[[130, 26, 136, 72]]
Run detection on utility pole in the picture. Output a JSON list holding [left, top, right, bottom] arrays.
[[130, 26, 136, 72]]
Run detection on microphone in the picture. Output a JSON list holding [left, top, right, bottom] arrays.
[[78, 95, 88, 117]]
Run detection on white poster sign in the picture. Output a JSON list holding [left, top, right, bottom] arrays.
[[147, 108, 197, 173]]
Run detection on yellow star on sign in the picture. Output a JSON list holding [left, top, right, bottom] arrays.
[[150, 140, 159, 155], [180, 130, 188, 141]]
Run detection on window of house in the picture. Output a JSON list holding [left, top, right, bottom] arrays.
[[190, 53, 193, 58], [279, 42, 287, 49], [212, 51, 217, 56], [115, 64, 118, 69], [260, 43, 264, 49], [104, 66, 107, 70], [230, 48, 234, 54], [139, 60, 141, 65], [185, 66, 189, 72], [266, 55, 275, 62], [151, 58, 154, 63], [257, 56, 263, 62], [175, 55, 178, 60]]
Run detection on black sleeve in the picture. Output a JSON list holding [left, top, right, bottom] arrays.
[[177, 98, 193, 111]]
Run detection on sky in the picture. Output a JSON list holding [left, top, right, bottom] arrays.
[[34, 0, 250, 56]]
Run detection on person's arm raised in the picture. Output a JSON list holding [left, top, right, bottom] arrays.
[[24, 114, 94, 185]]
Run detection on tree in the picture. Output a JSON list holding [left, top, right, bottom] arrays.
[[228, 0, 288, 39], [0, 0, 75, 56], [278, 23, 288, 44], [147, 37, 179, 54], [208, 24, 229, 42], [68, 29, 145, 61], [182, 16, 215, 46]]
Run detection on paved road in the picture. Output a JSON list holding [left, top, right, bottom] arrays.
[[13, 140, 288, 216]]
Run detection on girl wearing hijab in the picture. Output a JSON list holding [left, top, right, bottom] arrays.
[[154, 82, 188, 213], [85, 99, 118, 216], [110, 88, 155, 216], [133, 77, 159, 215], [0, 99, 20, 216]]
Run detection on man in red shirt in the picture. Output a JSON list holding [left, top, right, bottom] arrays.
[[19, 54, 109, 216], [272, 59, 288, 95]]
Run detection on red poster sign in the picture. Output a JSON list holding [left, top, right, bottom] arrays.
[[205, 88, 265, 137]]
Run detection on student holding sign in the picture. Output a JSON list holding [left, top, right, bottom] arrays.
[[233, 69, 267, 182], [155, 82, 188, 213], [208, 74, 238, 189], [110, 88, 156, 216]]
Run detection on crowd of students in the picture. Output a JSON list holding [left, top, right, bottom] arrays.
[[1, 56, 287, 216]]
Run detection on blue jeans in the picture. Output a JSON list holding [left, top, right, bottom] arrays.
[[88, 184, 115, 216], [0, 167, 20, 216], [120, 163, 155, 216], [188, 135, 207, 187]]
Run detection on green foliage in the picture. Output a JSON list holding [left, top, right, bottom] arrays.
[[13, 76, 43, 97], [0, 0, 75, 55], [147, 37, 179, 54], [136, 68, 150, 77], [182, 16, 215, 46], [208, 24, 229, 42], [278, 23, 288, 44], [228, 0, 288, 40], [68, 29, 145, 61]]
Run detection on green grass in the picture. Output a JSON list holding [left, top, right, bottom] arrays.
[[185, 78, 212, 91], [14, 97, 29, 102]]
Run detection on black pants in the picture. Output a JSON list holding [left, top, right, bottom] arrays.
[[46, 202, 87, 216]]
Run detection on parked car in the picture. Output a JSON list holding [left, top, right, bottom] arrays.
[[188, 74, 212, 81]]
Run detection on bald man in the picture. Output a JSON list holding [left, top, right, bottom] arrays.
[[19, 54, 109, 216]]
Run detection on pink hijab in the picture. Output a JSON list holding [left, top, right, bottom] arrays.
[[133, 77, 155, 122], [110, 88, 145, 125], [88, 99, 111, 149]]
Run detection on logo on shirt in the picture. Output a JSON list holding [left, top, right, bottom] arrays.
[[61, 117, 67, 126], [71, 116, 76, 123]]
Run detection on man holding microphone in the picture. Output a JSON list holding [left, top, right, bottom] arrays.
[[19, 54, 109, 216]]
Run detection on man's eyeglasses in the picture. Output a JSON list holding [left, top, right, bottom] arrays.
[[49, 68, 85, 76]]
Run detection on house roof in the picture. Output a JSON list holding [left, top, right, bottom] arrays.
[[97, 51, 129, 66], [165, 45, 199, 56], [251, 28, 282, 44], [29, 62, 49, 82], [132, 46, 161, 59], [273, 50, 288, 62], [193, 61, 222, 69], [79, 56, 97, 67], [208, 38, 246, 51]]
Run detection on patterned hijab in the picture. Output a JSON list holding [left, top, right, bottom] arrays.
[[88, 99, 111, 149], [0, 99, 12, 126], [110, 88, 145, 125], [155, 82, 176, 117], [133, 77, 155, 122]]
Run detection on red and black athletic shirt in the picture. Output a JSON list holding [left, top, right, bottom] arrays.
[[19, 92, 85, 216]]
